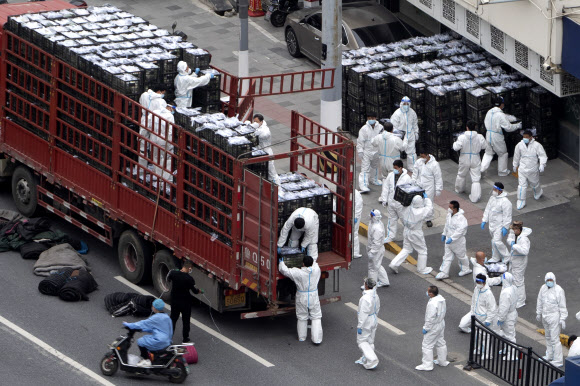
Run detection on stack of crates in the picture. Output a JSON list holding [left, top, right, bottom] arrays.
[[191, 68, 222, 113], [527, 86, 558, 159], [424, 86, 450, 160], [347, 66, 369, 136], [364, 72, 390, 120], [466, 88, 492, 128]]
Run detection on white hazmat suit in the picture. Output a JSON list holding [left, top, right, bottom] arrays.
[[277, 207, 319, 262], [437, 208, 471, 279], [379, 168, 412, 243], [464, 282, 498, 358], [371, 130, 406, 177], [536, 272, 567, 367], [513, 138, 547, 209], [390, 196, 433, 275], [253, 120, 281, 185], [353, 190, 363, 258], [480, 106, 522, 176], [174, 61, 212, 108], [507, 227, 531, 308], [453, 130, 487, 202], [366, 210, 390, 287], [417, 294, 448, 371], [357, 121, 384, 191], [482, 191, 512, 263], [390, 101, 419, 172], [497, 272, 518, 360], [356, 287, 381, 369], [412, 154, 443, 222], [279, 260, 323, 343], [139, 89, 166, 125], [139, 101, 175, 181]]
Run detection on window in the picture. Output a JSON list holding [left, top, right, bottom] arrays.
[[352, 23, 410, 47], [306, 14, 322, 31]]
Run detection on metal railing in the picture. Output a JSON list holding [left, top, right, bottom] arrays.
[[464, 315, 565, 386]]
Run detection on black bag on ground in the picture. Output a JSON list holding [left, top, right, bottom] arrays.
[[104, 292, 155, 317], [20, 242, 50, 260], [38, 268, 75, 295], [58, 269, 98, 301]]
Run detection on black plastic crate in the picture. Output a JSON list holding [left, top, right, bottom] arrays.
[[506, 86, 528, 103], [394, 184, 425, 206], [528, 117, 555, 133], [449, 103, 465, 118], [425, 131, 450, 148], [527, 104, 553, 121], [466, 105, 487, 124], [505, 102, 525, 118], [279, 248, 306, 268], [347, 81, 365, 99], [466, 88, 492, 110], [192, 88, 221, 105], [157, 57, 180, 74], [528, 86, 555, 107], [425, 104, 450, 121], [184, 49, 211, 70], [450, 117, 465, 133], [426, 142, 450, 160], [424, 118, 450, 135], [112, 74, 142, 95], [486, 86, 511, 106], [348, 67, 371, 85], [446, 89, 465, 105], [425, 87, 447, 108], [405, 82, 426, 102], [318, 238, 332, 253], [366, 103, 391, 119], [365, 90, 390, 106], [364, 73, 389, 92], [347, 95, 366, 112]]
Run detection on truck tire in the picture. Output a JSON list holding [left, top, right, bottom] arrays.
[[11, 165, 38, 217], [152, 249, 179, 302], [117, 230, 152, 284]]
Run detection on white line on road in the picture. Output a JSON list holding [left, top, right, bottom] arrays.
[[0, 314, 114, 386], [249, 19, 282, 44], [114, 276, 275, 368], [454, 365, 499, 385], [345, 302, 406, 335]]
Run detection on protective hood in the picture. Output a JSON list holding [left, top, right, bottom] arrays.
[[545, 272, 556, 285], [370, 209, 382, 221], [400, 96, 411, 108], [502, 272, 514, 288], [455, 208, 465, 216], [411, 195, 424, 208], [177, 61, 188, 75], [496, 191, 508, 198], [519, 227, 532, 237]]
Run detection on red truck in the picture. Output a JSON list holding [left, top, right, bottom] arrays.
[[0, 0, 354, 317]]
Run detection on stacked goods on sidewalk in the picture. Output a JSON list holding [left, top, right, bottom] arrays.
[[342, 33, 559, 161], [5, 4, 220, 111], [278, 173, 334, 254]]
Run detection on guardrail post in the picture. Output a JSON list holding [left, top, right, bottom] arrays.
[[464, 315, 479, 371], [524, 347, 533, 386]]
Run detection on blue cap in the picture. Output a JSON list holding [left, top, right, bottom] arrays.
[[153, 299, 165, 311]]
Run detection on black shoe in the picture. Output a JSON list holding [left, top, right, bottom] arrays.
[[426, 221, 433, 227], [183, 338, 191, 343]]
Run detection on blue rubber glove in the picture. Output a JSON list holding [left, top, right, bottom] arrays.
[[278, 258, 283, 264], [497, 320, 504, 327], [194, 68, 200, 75], [484, 322, 491, 327], [277, 247, 282, 254], [441, 235, 446, 243], [301, 247, 306, 253], [354, 218, 358, 224], [210, 73, 215, 79], [501, 227, 508, 237], [481, 222, 486, 230], [446, 238, 453, 245], [357, 328, 362, 335], [511, 241, 515, 248], [422, 329, 428, 335], [422, 192, 428, 199]]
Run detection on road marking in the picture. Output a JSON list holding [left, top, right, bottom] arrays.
[[114, 276, 275, 368], [0, 314, 114, 386], [504, 180, 568, 197], [454, 365, 499, 385], [344, 302, 406, 335], [249, 19, 282, 44]]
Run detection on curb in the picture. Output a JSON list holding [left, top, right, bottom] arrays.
[[359, 222, 417, 265], [536, 328, 570, 346]]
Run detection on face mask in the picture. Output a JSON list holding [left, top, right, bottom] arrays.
[[448, 208, 453, 214], [401, 105, 410, 113], [492, 191, 499, 197], [476, 283, 484, 289], [171, 110, 175, 115], [160, 94, 165, 99], [523, 138, 530, 144], [426, 291, 430, 298], [546, 281, 554, 288], [368, 120, 376, 126], [394, 169, 400, 175]]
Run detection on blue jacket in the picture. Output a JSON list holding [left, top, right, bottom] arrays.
[[123, 313, 173, 351]]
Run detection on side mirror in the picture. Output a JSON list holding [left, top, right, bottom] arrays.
[[299, 18, 306, 24]]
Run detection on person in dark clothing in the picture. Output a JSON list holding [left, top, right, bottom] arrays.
[[168, 260, 203, 343]]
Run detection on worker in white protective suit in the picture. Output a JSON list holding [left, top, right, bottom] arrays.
[[139, 84, 168, 125], [371, 121, 406, 178], [465, 274, 498, 359], [353, 189, 363, 259], [497, 272, 518, 361], [416, 285, 449, 371], [278, 256, 323, 344], [435, 200, 472, 280], [481, 182, 512, 263], [453, 120, 488, 203], [480, 96, 522, 176], [277, 207, 319, 262], [389, 194, 433, 275], [138, 101, 176, 182], [174, 61, 213, 108], [379, 160, 412, 244], [412, 148, 443, 227], [567, 335, 580, 358], [252, 113, 281, 185], [355, 278, 381, 369], [390, 96, 419, 173], [362, 209, 389, 289], [506, 221, 531, 308], [357, 114, 384, 192], [536, 272, 568, 367], [459, 253, 501, 333], [513, 130, 548, 210]]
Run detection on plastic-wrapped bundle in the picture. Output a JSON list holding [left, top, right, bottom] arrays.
[[425, 86, 447, 107]]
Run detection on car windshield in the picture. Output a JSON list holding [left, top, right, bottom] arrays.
[[351, 22, 410, 47]]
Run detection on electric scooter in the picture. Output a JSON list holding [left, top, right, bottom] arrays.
[[100, 327, 191, 384], [264, 0, 300, 27]]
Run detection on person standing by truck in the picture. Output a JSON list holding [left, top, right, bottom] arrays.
[[167, 260, 203, 343], [174, 61, 213, 108], [278, 255, 323, 344], [252, 113, 281, 185], [277, 207, 319, 262]]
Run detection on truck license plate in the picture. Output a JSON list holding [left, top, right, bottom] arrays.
[[225, 293, 246, 307]]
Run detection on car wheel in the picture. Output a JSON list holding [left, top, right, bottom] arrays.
[[271, 11, 287, 28], [285, 28, 303, 58]]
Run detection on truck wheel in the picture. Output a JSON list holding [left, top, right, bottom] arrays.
[[152, 249, 178, 301], [117, 230, 152, 284], [11, 166, 38, 217]]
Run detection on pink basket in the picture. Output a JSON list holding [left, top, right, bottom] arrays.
[[183, 345, 198, 364]]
